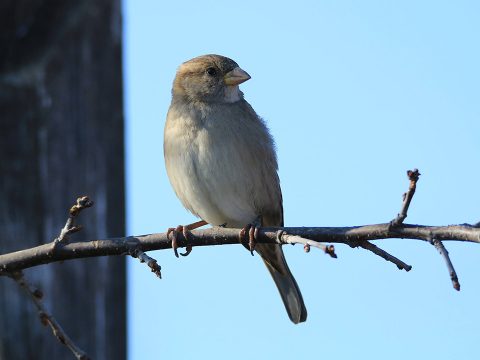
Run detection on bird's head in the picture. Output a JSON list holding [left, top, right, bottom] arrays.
[[172, 54, 251, 104]]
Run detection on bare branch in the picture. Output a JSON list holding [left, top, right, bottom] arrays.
[[391, 169, 420, 226], [19, 195, 96, 356], [0, 168, 476, 359], [54, 196, 94, 244], [430, 238, 460, 291], [130, 249, 162, 278], [0, 168, 478, 313], [8, 271, 90, 360], [356, 240, 412, 271], [388, 169, 462, 288], [1, 223, 479, 275], [278, 231, 337, 257]]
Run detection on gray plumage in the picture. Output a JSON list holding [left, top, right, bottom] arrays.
[[164, 54, 307, 324]]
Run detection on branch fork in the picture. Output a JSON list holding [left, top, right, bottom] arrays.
[[13, 197, 94, 359], [1, 169, 478, 357], [54, 196, 93, 244]]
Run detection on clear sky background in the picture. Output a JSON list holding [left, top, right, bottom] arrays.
[[123, 1, 479, 359]]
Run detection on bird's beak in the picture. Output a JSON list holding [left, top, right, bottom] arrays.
[[224, 67, 251, 86]]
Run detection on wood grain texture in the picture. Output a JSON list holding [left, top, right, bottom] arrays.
[[0, 1, 125, 359]]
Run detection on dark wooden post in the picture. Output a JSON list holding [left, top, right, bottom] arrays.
[[0, 1, 126, 359]]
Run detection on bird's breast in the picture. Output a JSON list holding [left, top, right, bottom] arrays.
[[164, 104, 263, 227]]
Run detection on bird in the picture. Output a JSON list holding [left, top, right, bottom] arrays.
[[164, 54, 307, 324]]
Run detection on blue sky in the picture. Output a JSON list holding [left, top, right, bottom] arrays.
[[124, 1, 479, 359]]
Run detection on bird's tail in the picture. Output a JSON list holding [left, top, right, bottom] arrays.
[[256, 243, 307, 324]]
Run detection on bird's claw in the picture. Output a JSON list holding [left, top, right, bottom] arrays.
[[167, 225, 193, 258], [181, 244, 192, 257], [239, 223, 259, 256], [167, 226, 180, 258]]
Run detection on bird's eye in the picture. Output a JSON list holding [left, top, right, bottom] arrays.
[[206, 67, 217, 76]]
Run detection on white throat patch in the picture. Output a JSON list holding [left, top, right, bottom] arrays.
[[224, 85, 241, 103]]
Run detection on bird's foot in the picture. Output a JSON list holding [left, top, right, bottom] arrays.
[[239, 222, 260, 256], [167, 225, 191, 258], [167, 220, 207, 258]]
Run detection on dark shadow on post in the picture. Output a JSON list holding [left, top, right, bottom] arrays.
[[0, 1, 126, 359]]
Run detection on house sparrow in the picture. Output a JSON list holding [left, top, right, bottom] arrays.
[[164, 54, 307, 324]]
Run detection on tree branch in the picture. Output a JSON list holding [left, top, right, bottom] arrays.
[[54, 196, 94, 244], [1, 169, 479, 358], [0, 223, 478, 275], [278, 231, 337, 257], [129, 249, 162, 278], [391, 169, 420, 226], [1, 170, 478, 280], [430, 238, 460, 291], [8, 271, 90, 360], [356, 240, 412, 271]]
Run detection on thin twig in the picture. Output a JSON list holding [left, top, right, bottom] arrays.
[[430, 238, 460, 291], [391, 169, 420, 226], [28, 196, 95, 357], [54, 196, 94, 244], [357, 241, 412, 271], [9, 271, 90, 360], [130, 249, 162, 278], [278, 232, 409, 269], [278, 231, 337, 258]]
